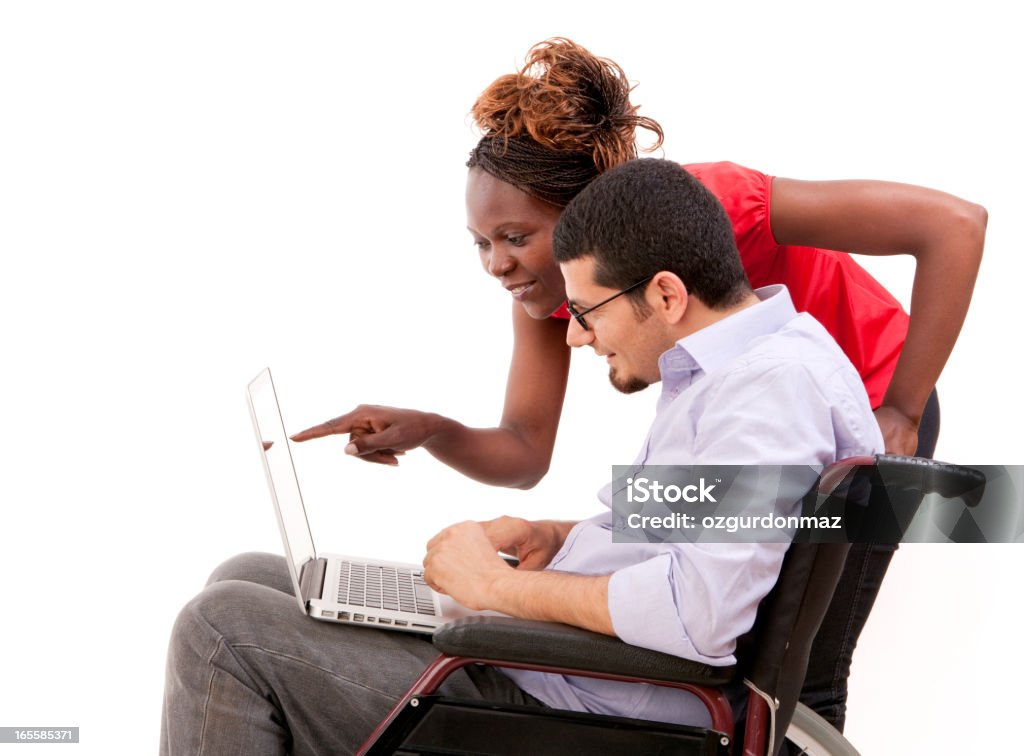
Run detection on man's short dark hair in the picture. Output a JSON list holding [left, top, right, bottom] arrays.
[[552, 159, 751, 309]]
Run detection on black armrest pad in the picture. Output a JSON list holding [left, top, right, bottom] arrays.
[[432, 616, 735, 686], [876, 454, 986, 505]]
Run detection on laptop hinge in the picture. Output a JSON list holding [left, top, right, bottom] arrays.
[[299, 558, 328, 604]]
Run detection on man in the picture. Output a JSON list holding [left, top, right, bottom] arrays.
[[160, 159, 881, 754]]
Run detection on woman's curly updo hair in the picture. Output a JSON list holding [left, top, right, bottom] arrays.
[[467, 38, 664, 207]]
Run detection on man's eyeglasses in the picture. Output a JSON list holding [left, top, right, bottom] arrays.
[[565, 276, 654, 331]]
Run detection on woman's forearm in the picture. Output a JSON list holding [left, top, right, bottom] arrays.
[[881, 200, 987, 423], [771, 177, 987, 451], [422, 417, 559, 489]]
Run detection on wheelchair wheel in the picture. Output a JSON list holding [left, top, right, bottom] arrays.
[[783, 703, 861, 755]]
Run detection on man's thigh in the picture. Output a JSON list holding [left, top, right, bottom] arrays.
[[168, 576, 536, 755]]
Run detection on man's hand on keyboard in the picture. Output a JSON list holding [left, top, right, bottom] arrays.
[[422, 520, 513, 611]]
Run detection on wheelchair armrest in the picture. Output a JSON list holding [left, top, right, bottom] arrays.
[[875, 454, 986, 506], [818, 454, 987, 509], [432, 615, 735, 686]]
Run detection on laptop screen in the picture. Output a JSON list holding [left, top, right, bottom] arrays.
[[246, 368, 317, 603]]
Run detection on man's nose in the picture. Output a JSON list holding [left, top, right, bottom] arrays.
[[566, 316, 594, 348], [487, 247, 516, 277]]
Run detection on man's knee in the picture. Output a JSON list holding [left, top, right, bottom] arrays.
[[170, 582, 236, 658], [168, 580, 276, 679], [205, 552, 287, 588]]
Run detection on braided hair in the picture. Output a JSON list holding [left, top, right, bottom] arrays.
[[467, 38, 664, 207]]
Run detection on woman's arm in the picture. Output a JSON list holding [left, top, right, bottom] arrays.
[[293, 303, 571, 489], [770, 178, 987, 454], [423, 304, 571, 487]]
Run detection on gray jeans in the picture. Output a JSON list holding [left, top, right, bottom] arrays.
[[159, 553, 543, 755]]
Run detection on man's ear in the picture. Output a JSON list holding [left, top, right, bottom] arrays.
[[647, 271, 688, 324]]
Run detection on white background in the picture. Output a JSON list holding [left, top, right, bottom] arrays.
[[1, 1, 1021, 753]]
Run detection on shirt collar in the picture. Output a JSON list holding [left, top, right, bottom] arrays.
[[659, 285, 798, 387]]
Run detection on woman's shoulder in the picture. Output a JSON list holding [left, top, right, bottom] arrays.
[[678, 161, 774, 247], [681, 161, 771, 192]]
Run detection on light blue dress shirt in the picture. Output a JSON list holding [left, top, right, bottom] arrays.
[[503, 285, 884, 726]]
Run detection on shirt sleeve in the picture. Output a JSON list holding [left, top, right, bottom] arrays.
[[606, 359, 866, 663]]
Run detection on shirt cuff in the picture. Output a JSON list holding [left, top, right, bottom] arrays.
[[607, 553, 734, 666]]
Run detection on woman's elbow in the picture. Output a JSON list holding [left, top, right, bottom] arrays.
[[952, 199, 989, 256], [920, 197, 988, 269], [511, 462, 550, 490], [499, 427, 554, 489]]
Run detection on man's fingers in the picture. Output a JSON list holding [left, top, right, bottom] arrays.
[[480, 516, 529, 552], [517, 551, 548, 570], [425, 529, 444, 553]]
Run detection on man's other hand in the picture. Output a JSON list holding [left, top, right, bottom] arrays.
[[480, 516, 571, 571]]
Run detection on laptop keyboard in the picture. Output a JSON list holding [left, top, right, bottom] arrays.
[[337, 561, 437, 616]]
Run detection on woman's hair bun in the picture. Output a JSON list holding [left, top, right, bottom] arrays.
[[471, 37, 663, 173]]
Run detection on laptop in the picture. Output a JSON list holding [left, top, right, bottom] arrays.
[[246, 367, 487, 634]]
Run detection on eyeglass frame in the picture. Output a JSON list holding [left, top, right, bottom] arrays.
[[564, 275, 654, 331]]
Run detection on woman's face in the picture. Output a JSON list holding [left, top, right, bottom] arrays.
[[466, 167, 566, 319]]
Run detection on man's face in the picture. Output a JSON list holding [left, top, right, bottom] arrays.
[[561, 257, 671, 394]]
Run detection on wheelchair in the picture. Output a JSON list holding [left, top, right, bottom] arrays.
[[356, 454, 985, 756]]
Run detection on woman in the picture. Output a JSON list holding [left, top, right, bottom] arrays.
[[293, 38, 986, 730]]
